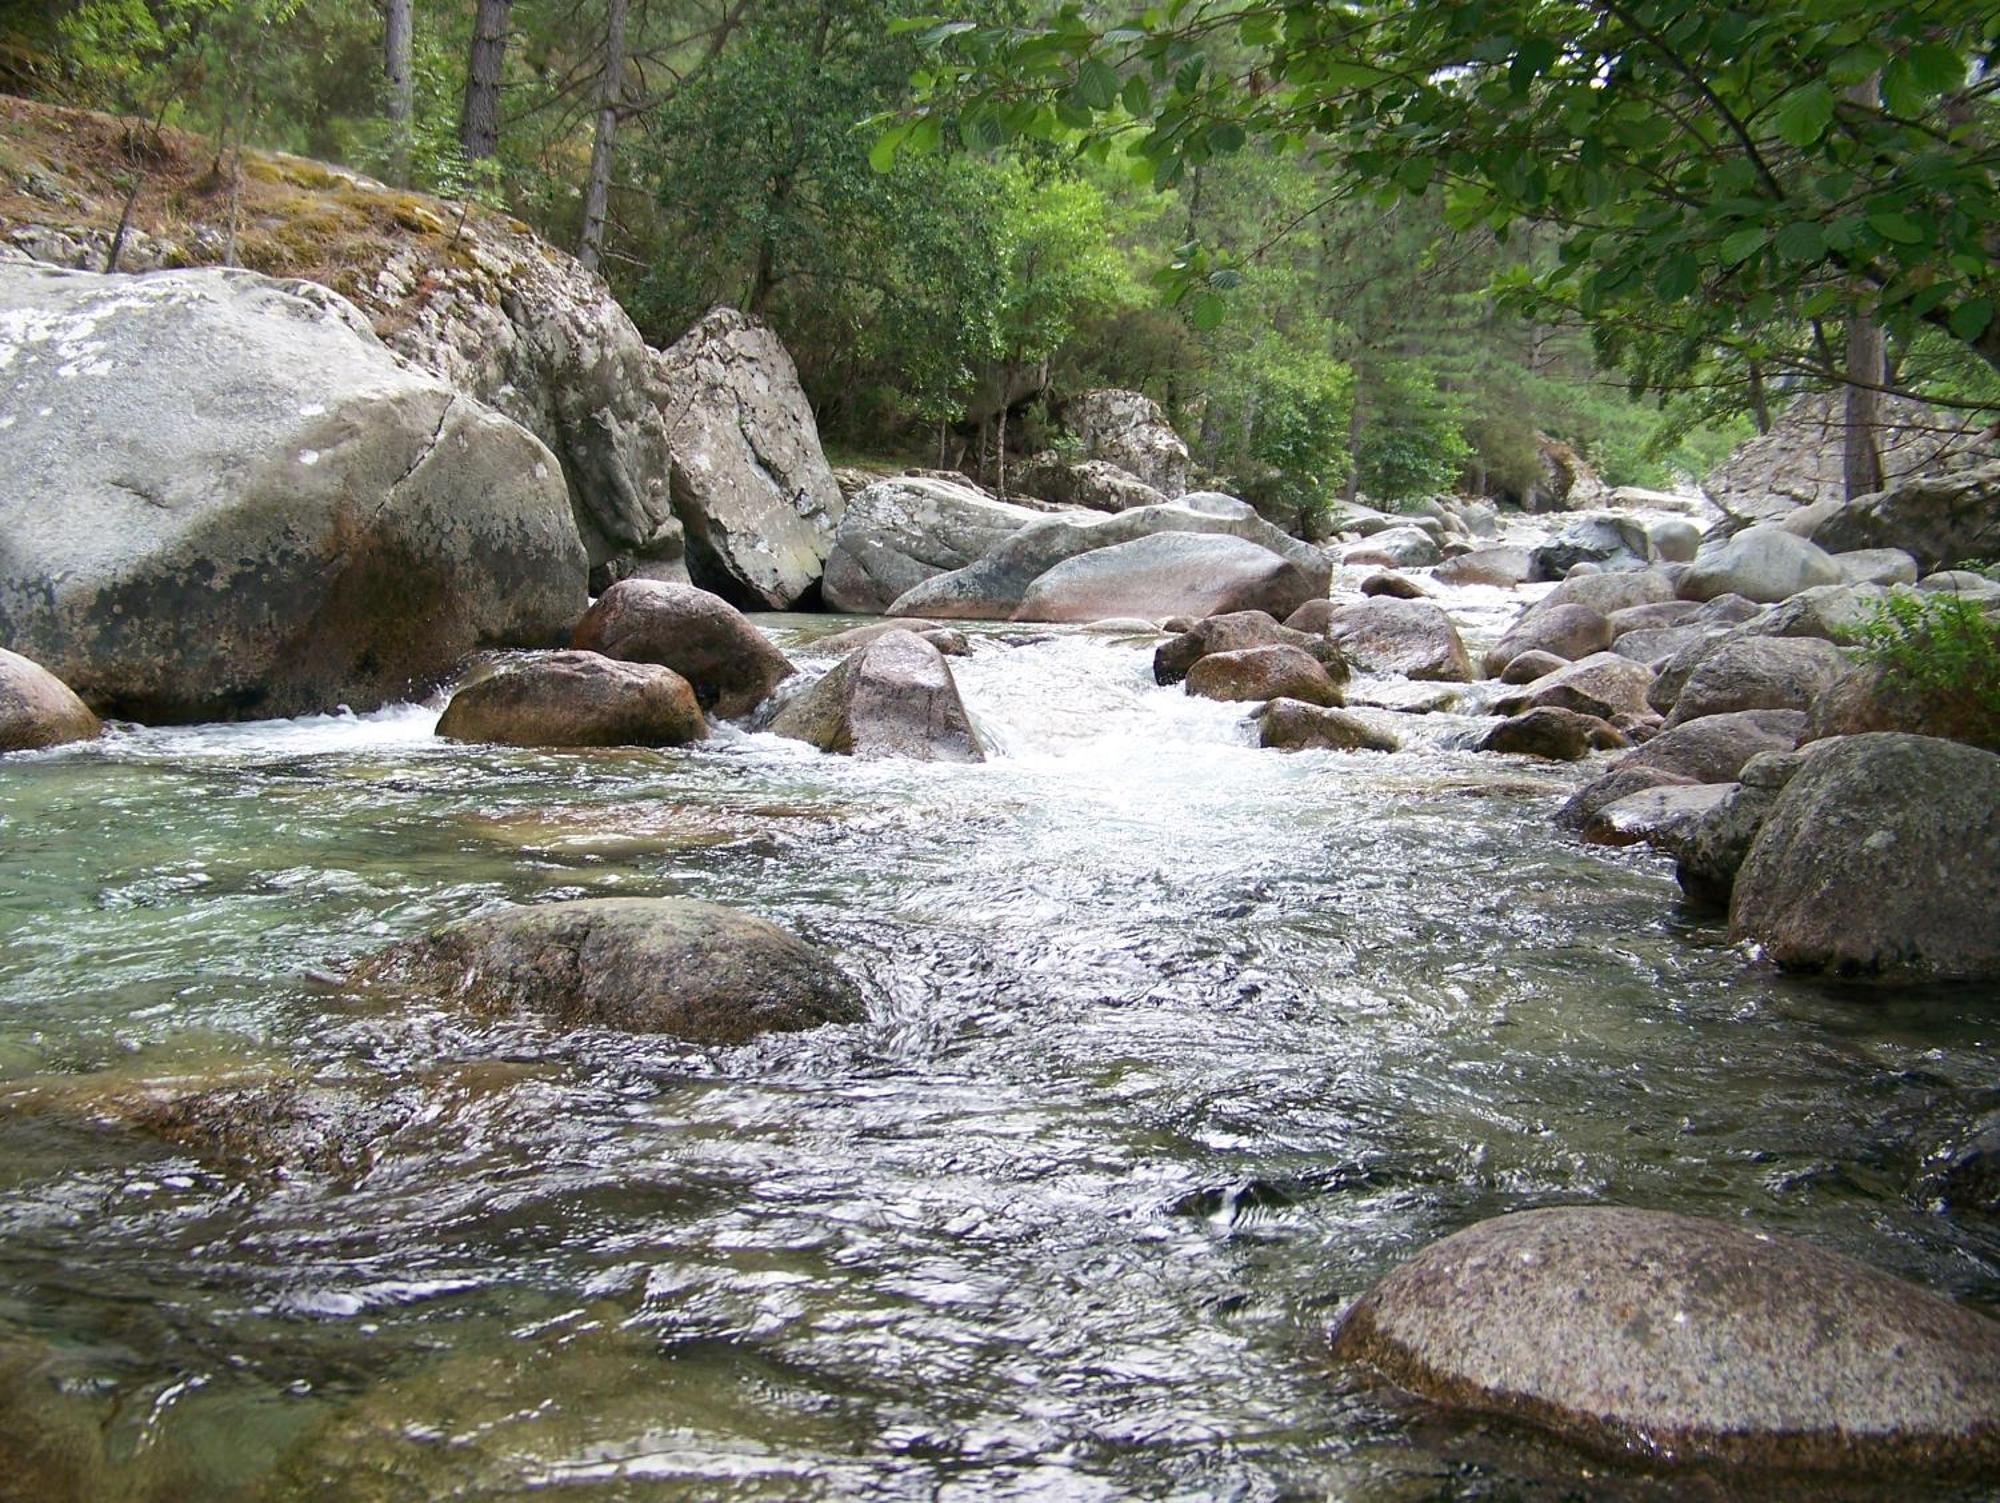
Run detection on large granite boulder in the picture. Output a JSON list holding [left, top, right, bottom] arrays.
[[0, 649, 101, 752], [1324, 599, 1473, 682], [1493, 652, 1656, 721], [1154, 611, 1345, 686], [1809, 462, 2000, 573], [1527, 513, 1651, 581], [435, 651, 706, 748], [571, 580, 792, 719], [0, 263, 586, 722], [1481, 605, 1613, 677], [887, 502, 1330, 623], [820, 478, 1045, 615], [1620, 708, 1804, 783], [1331, 1206, 2000, 1471], [1732, 733, 2000, 979], [355, 897, 861, 1043], [1679, 525, 1845, 604], [1015, 531, 1322, 624], [1258, 699, 1398, 752], [1015, 454, 1166, 512], [1805, 662, 2000, 754], [1184, 644, 1342, 706], [1434, 546, 1532, 587], [1064, 388, 1189, 495], [1346, 526, 1441, 569], [768, 630, 983, 762], [653, 307, 843, 608], [1662, 636, 1849, 727]]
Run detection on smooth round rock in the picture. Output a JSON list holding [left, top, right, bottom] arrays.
[[1476, 706, 1627, 760], [1258, 699, 1398, 752], [0, 648, 101, 752], [357, 897, 861, 1043], [1184, 644, 1342, 706], [1331, 1206, 2000, 1472], [435, 651, 705, 747], [571, 579, 792, 718]]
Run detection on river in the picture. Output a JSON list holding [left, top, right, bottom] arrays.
[[0, 585, 1995, 1500]]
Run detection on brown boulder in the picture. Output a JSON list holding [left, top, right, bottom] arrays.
[[1185, 645, 1343, 706], [435, 651, 705, 748], [768, 630, 984, 762], [1498, 649, 1567, 685], [1154, 611, 1347, 686], [1360, 571, 1427, 600], [1493, 652, 1656, 720], [1481, 604, 1613, 677], [571, 579, 793, 718], [1258, 699, 1399, 752], [1477, 706, 1628, 760], [1325, 598, 1474, 682], [0, 648, 101, 752]]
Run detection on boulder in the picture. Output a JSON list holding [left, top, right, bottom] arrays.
[[1282, 599, 1335, 634], [0, 648, 101, 752], [1482, 605, 1614, 677], [1606, 600, 1703, 637], [1613, 626, 1715, 669], [0, 263, 586, 722], [1736, 582, 1880, 642], [1804, 662, 2000, 754], [887, 502, 1329, 622], [1527, 513, 1651, 580], [570, 580, 792, 718], [1433, 546, 1531, 587], [1525, 433, 1606, 512], [1347, 526, 1440, 569], [1015, 454, 1165, 512], [1662, 636, 1849, 727], [1731, 733, 2000, 979], [1581, 780, 1735, 849], [1324, 599, 1474, 682], [805, 619, 970, 659], [1498, 649, 1568, 685], [1809, 462, 2000, 572], [768, 630, 983, 762], [1330, 1206, 2000, 1471], [1555, 764, 1698, 831], [1666, 780, 1781, 907], [1257, 699, 1398, 752], [1530, 568, 1680, 621], [1645, 517, 1701, 563], [434, 651, 705, 748], [1360, 572, 1427, 600], [1835, 548, 1921, 587], [1494, 652, 1656, 721], [1154, 611, 1346, 687], [653, 307, 844, 608], [820, 477, 1045, 615], [1013, 532, 1320, 624], [1644, 627, 1741, 713], [1477, 706, 1628, 760], [1065, 389, 1190, 496], [356, 897, 861, 1043], [1919, 570, 2000, 601], [1621, 709, 1804, 783], [1931, 1112, 2000, 1215], [1185, 645, 1342, 706], [1679, 525, 1845, 604]]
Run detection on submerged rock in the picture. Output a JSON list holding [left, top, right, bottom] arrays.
[[571, 579, 792, 719], [653, 307, 843, 608], [435, 651, 705, 748], [0, 263, 586, 722], [1731, 733, 2000, 979], [1257, 699, 1398, 752], [0, 648, 100, 752], [1185, 645, 1342, 707], [768, 630, 984, 762], [1330, 1205, 2000, 1472], [358, 897, 861, 1043]]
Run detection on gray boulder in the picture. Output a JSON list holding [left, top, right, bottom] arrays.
[[1663, 636, 1849, 727], [1016, 454, 1165, 512], [1258, 699, 1398, 752], [1494, 651, 1655, 721], [435, 651, 705, 748], [1324, 599, 1473, 682], [804, 619, 969, 658], [356, 897, 861, 1043], [1732, 732, 2000, 979], [1810, 462, 2000, 573], [1154, 611, 1345, 686], [1582, 779, 1734, 848], [1527, 513, 1651, 580], [1613, 625, 1714, 669], [1531, 568, 1680, 621], [1680, 525, 1845, 604], [0, 648, 100, 752], [1606, 600, 1703, 636], [1433, 546, 1531, 587], [1622, 709, 1805, 782], [768, 630, 983, 762], [1645, 517, 1701, 563], [1185, 645, 1342, 706], [1346, 526, 1440, 569], [1065, 388, 1190, 495], [654, 307, 844, 608], [1014, 532, 1320, 624], [887, 503, 1329, 622], [0, 263, 586, 722], [1330, 1205, 2000, 1471], [1555, 764, 1698, 830], [571, 580, 792, 718], [1482, 605, 1613, 677], [820, 478, 1045, 615], [1835, 548, 1921, 587]]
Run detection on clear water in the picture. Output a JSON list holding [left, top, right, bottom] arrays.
[[0, 609, 1995, 1501]]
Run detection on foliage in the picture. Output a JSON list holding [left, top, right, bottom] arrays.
[[1201, 334, 1353, 520], [1854, 591, 2000, 725]]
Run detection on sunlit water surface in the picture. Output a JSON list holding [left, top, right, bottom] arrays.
[[0, 607, 1995, 1502]]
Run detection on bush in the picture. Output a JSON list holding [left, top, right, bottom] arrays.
[[1855, 592, 2000, 732]]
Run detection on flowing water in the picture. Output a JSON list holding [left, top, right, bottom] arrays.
[[0, 604, 1996, 1501]]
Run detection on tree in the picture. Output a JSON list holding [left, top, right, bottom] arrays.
[[382, 0, 414, 184], [578, 0, 629, 272], [899, 1, 2000, 424], [460, 0, 511, 159]]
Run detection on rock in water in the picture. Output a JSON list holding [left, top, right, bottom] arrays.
[[654, 307, 844, 608], [1064, 388, 1190, 496], [1324, 598, 1473, 682], [571, 580, 792, 718], [1476, 707, 1628, 760], [1258, 699, 1397, 752], [357, 897, 861, 1043], [1185, 645, 1343, 706], [768, 630, 984, 762], [820, 478, 1047, 615], [0, 649, 100, 752], [0, 263, 586, 722], [1330, 1206, 2000, 1472], [1482, 605, 1614, 677], [1154, 611, 1347, 686], [1014, 532, 1320, 624], [1730, 732, 2000, 979], [435, 651, 705, 748]]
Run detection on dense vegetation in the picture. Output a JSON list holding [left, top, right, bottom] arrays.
[[8, 1, 1996, 517]]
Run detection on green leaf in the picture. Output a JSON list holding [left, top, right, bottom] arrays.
[[1774, 221, 1826, 262], [1076, 57, 1119, 111], [1867, 211, 1925, 244], [1773, 81, 1834, 149], [1120, 73, 1151, 119], [1720, 228, 1768, 264], [1190, 291, 1225, 330], [1210, 121, 1246, 153], [1656, 253, 1697, 300], [1948, 297, 1994, 342], [1905, 43, 1965, 97], [867, 122, 910, 174]]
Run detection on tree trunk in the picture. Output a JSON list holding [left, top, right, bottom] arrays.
[[1747, 360, 1772, 434], [996, 393, 1010, 500], [1843, 312, 1885, 501], [577, 0, 628, 274], [460, 0, 511, 161], [1342, 378, 1364, 505], [384, 0, 414, 184]]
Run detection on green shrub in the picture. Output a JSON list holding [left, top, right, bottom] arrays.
[[1854, 592, 2000, 725]]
